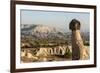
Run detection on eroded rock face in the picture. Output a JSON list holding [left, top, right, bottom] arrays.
[[80, 46, 89, 60], [69, 19, 89, 60], [36, 48, 50, 56], [21, 49, 38, 63], [21, 45, 72, 62], [36, 46, 71, 56]]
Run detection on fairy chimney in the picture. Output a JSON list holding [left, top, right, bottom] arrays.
[[69, 19, 88, 60]]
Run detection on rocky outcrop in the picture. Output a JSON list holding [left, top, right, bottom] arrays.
[[69, 19, 89, 60], [21, 45, 72, 62], [36, 46, 71, 56]]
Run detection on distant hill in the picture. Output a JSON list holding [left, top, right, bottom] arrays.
[[21, 24, 89, 44], [21, 24, 67, 40]]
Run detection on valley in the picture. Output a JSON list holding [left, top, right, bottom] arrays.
[[20, 24, 89, 62]]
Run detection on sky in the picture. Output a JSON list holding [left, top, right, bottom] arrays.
[[21, 10, 90, 32]]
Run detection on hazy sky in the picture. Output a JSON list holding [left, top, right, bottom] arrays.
[[21, 10, 90, 32]]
